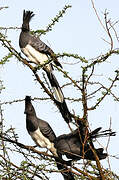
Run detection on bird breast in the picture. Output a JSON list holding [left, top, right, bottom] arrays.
[[29, 128, 57, 156], [22, 44, 48, 65], [30, 128, 52, 148]]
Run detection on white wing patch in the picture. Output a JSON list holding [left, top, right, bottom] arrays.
[[62, 155, 72, 161], [22, 44, 48, 65], [30, 128, 58, 156]]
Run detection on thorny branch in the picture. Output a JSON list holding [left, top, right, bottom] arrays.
[[0, 6, 8, 11], [0, 4, 119, 179], [104, 10, 113, 51], [33, 5, 72, 36], [0, 28, 119, 179], [0, 132, 110, 180], [88, 71, 119, 110], [90, 0, 107, 32]]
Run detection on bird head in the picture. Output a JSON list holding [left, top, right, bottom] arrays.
[[24, 96, 36, 116], [22, 10, 35, 32]]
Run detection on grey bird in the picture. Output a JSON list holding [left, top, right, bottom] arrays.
[[54, 127, 116, 161], [24, 96, 115, 179], [24, 96, 75, 180], [24, 96, 115, 161], [24, 96, 57, 156], [19, 10, 72, 124]]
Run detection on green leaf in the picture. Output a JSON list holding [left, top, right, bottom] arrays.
[[0, 52, 13, 65]]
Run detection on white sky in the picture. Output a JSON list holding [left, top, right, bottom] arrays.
[[0, 0, 119, 179]]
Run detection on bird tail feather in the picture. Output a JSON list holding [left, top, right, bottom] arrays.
[[90, 127, 116, 139], [46, 70, 64, 103], [22, 10, 34, 31], [45, 68, 72, 123], [56, 100, 72, 123], [23, 10, 34, 24]]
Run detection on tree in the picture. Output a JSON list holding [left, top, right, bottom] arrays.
[[0, 1, 119, 180]]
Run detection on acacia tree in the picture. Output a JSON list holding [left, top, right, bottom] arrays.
[[0, 3, 119, 180]]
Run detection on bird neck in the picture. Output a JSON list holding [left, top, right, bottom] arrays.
[[22, 23, 30, 32], [26, 114, 38, 132]]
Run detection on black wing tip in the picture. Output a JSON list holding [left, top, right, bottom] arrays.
[[54, 60, 63, 68], [98, 153, 108, 160], [89, 148, 108, 160], [96, 148, 107, 160], [99, 151, 108, 160]]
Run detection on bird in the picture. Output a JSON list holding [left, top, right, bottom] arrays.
[[54, 127, 116, 161], [24, 96, 57, 156], [24, 96, 115, 179], [24, 96, 115, 161], [24, 96, 75, 180], [19, 10, 72, 124]]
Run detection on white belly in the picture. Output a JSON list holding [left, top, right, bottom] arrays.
[[30, 128, 58, 156], [22, 44, 48, 65]]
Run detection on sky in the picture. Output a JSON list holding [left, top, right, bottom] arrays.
[[0, 0, 119, 179]]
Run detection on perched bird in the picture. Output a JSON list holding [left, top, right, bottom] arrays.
[[24, 96, 57, 156], [19, 10, 72, 124], [24, 96, 115, 179], [24, 96, 75, 180], [54, 127, 116, 161], [24, 96, 115, 161]]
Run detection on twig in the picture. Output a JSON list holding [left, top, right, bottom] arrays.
[[104, 10, 113, 50], [90, 0, 107, 32], [34, 5, 72, 36], [89, 145, 105, 180], [88, 71, 119, 110], [0, 6, 8, 11]]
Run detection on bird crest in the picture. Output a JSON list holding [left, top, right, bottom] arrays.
[[22, 10, 35, 31]]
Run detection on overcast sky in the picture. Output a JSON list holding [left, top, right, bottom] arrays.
[[0, 0, 119, 179]]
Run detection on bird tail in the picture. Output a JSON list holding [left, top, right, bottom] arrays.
[[46, 70, 64, 103], [55, 157, 75, 180], [55, 100, 72, 123], [22, 10, 34, 31], [45, 68, 72, 123], [90, 127, 116, 139]]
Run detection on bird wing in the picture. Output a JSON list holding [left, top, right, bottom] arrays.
[[29, 35, 53, 55], [55, 133, 82, 159], [29, 35, 62, 67], [38, 118, 56, 143]]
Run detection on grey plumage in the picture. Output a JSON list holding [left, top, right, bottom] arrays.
[[25, 96, 115, 161], [54, 127, 115, 161], [20, 10, 72, 123], [24, 96, 75, 180], [24, 96, 115, 179], [25, 96, 57, 156], [19, 10, 62, 95], [20, 11, 62, 67]]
